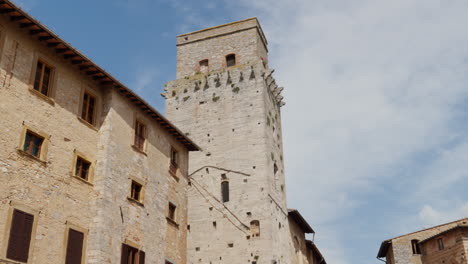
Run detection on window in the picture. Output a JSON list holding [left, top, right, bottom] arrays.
[[75, 156, 91, 181], [121, 244, 145, 264], [65, 229, 84, 264], [226, 54, 236, 67], [250, 220, 260, 237], [437, 238, 444, 250], [411, 239, 421, 254], [199, 59, 209, 73], [221, 181, 229, 203], [170, 148, 178, 167], [168, 202, 177, 222], [130, 181, 143, 202], [81, 92, 96, 125], [134, 120, 146, 151], [23, 130, 44, 158], [6, 209, 34, 262], [33, 60, 53, 96]]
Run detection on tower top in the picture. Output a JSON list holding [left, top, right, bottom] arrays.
[[176, 18, 268, 50], [175, 18, 269, 78]]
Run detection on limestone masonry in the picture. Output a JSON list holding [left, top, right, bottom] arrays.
[[0, 0, 325, 263]]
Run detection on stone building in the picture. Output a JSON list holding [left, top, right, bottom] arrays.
[[418, 223, 468, 264], [0, 0, 199, 263], [164, 18, 323, 264], [0, 0, 325, 263], [377, 218, 468, 264]]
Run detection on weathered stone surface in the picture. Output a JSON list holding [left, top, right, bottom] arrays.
[[166, 18, 293, 264]]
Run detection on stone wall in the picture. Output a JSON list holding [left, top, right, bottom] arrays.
[[0, 13, 190, 264], [388, 219, 466, 264], [165, 18, 292, 264], [420, 227, 468, 264]]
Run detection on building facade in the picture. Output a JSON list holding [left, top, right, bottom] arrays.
[[419, 223, 468, 264], [0, 1, 325, 264], [0, 0, 199, 263], [377, 218, 468, 264], [164, 18, 307, 264]]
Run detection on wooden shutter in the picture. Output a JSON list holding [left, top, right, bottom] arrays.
[[139, 250, 145, 264], [65, 229, 84, 264], [121, 244, 130, 264], [6, 209, 34, 262]]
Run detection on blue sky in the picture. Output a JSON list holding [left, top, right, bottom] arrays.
[[15, 0, 468, 263]]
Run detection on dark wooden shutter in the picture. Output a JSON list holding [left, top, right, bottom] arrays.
[[7, 209, 34, 262], [221, 181, 229, 202], [65, 229, 84, 264], [139, 250, 145, 264], [121, 244, 130, 264]]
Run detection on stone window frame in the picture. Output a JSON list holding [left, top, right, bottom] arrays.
[[121, 239, 145, 264], [17, 124, 50, 164], [127, 176, 146, 206], [131, 116, 148, 155], [28, 53, 58, 105], [166, 201, 179, 227], [77, 86, 101, 130], [61, 221, 88, 264], [1, 201, 40, 264], [70, 150, 95, 185], [198, 59, 209, 73], [169, 146, 179, 180], [225, 53, 237, 67]]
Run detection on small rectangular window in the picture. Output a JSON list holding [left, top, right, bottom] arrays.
[[221, 181, 229, 203], [130, 181, 142, 202], [411, 239, 421, 254], [437, 238, 444, 250], [226, 54, 236, 67], [121, 244, 145, 264], [33, 60, 53, 96], [75, 156, 91, 181], [7, 209, 34, 262], [168, 202, 177, 221], [23, 130, 44, 158], [81, 92, 96, 125], [170, 148, 178, 167], [65, 228, 84, 264], [134, 120, 146, 151]]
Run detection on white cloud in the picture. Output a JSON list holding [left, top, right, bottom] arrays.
[[419, 203, 468, 227], [131, 66, 160, 93], [226, 1, 468, 264]]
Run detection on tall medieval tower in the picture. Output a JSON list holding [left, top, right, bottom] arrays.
[[164, 18, 290, 264]]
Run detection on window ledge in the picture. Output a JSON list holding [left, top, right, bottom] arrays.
[[0, 257, 25, 264], [77, 116, 98, 131], [127, 197, 144, 207], [168, 169, 179, 182], [166, 217, 179, 228], [71, 174, 93, 186], [131, 145, 147, 156], [17, 148, 47, 166], [28, 88, 55, 106]]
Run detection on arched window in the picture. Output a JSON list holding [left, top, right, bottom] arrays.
[[226, 54, 236, 67], [250, 220, 260, 237], [199, 59, 209, 73], [221, 181, 229, 203]]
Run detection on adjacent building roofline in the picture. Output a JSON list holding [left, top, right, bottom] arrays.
[[288, 209, 315, 234], [376, 217, 468, 258], [306, 240, 327, 264], [0, 0, 201, 151], [418, 222, 468, 245]]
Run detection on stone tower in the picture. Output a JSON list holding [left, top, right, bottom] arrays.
[[164, 18, 290, 264]]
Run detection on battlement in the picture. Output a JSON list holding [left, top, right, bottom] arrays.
[[175, 18, 269, 79]]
